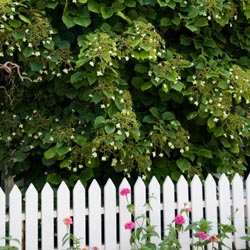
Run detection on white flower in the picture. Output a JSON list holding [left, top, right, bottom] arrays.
[[117, 130, 122, 135], [159, 153, 164, 158], [34, 51, 40, 57], [155, 77, 160, 82], [70, 135, 75, 139], [63, 68, 69, 74], [92, 152, 98, 158], [78, 164, 83, 169], [102, 156, 107, 161], [142, 175, 146, 180], [111, 158, 118, 166], [125, 131, 129, 137], [49, 136, 54, 142], [213, 117, 219, 123], [97, 70, 103, 76], [152, 152, 156, 157], [180, 148, 184, 154], [194, 101, 199, 106], [89, 61, 94, 67], [100, 104, 106, 109]]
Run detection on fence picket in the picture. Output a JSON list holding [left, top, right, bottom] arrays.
[[205, 175, 218, 234], [149, 177, 161, 245], [177, 175, 190, 250], [73, 180, 86, 248], [0, 187, 5, 246], [9, 185, 22, 250], [163, 176, 175, 236], [25, 184, 38, 250], [41, 183, 54, 250], [119, 178, 131, 250], [246, 174, 250, 248], [88, 180, 102, 249], [57, 181, 70, 250], [218, 174, 232, 249], [104, 179, 117, 250], [191, 175, 203, 243], [232, 174, 246, 249], [134, 177, 146, 227]]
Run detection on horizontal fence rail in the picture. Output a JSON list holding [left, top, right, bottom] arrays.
[[0, 173, 250, 250]]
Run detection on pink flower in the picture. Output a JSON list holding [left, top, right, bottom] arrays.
[[184, 207, 191, 213], [197, 231, 208, 240], [120, 188, 131, 196], [174, 214, 185, 225], [124, 221, 135, 230], [92, 246, 99, 250], [63, 217, 73, 225]]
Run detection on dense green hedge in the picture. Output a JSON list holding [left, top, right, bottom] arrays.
[[1, 0, 250, 188]]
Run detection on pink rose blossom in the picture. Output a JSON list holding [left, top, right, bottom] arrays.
[[92, 246, 99, 250], [174, 214, 185, 225], [63, 217, 73, 225], [120, 188, 131, 196], [197, 231, 208, 240], [124, 221, 135, 230]]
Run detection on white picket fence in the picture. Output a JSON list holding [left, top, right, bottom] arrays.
[[0, 173, 250, 250]]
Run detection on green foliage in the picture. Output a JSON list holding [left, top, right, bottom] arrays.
[[1, 0, 250, 188]]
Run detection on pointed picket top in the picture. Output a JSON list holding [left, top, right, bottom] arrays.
[[25, 183, 37, 196], [9, 184, 20, 195], [0, 187, 6, 246], [104, 178, 115, 189], [190, 175, 203, 222], [74, 179, 85, 191], [58, 181, 69, 193], [73, 180, 86, 247], [232, 173, 245, 249], [148, 176, 161, 244], [163, 176, 175, 234], [41, 182, 54, 250], [42, 182, 53, 194], [104, 179, 117, 250]]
